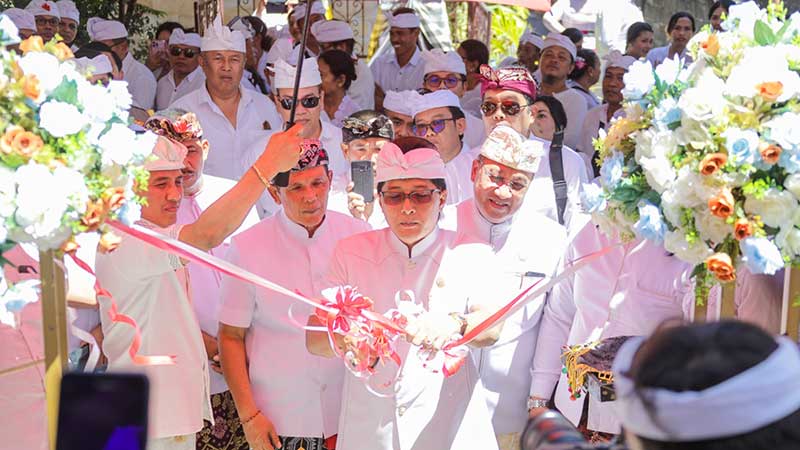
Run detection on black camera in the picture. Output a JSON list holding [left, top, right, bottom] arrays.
[[520, 410, 628, 450]]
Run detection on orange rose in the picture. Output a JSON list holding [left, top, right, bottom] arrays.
[[706, 252, 736, 282], [708, 188, 735, 219], [19, 36, 44, 54], [81, 200, 107, 232], [699, 152, 727, 176], [734, 218, 752, 240], [756, 81, 783, 102], [21, 74, 40, 101], [759, 142, 782, 165], [12, 131, 43, 158], [0, 126, 24, 154], [98, 231, 122, 254], [52, 42, 74, 61], [103, 187, 126, 212], [60, 237, 79, 254], [701, 33, 720, 57]]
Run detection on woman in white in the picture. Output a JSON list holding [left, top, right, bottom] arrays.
[[318, 49, 360, 128], [307, 137, 502, 450], [646, 12, 695, 67]]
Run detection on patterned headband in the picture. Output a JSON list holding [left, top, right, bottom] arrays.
[[478, 64, 537, 99], [143, 111, 204, 142], [271, 139, 329, 187], [341, 115, 394, 143]]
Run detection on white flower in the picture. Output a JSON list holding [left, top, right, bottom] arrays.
[[0, 15, 20, 44], [777, 226, 800, 258], [639, 156, 676, 194], [0, 166, 15, 218], [678, 70, 727, 123], [39, 101, 88, 137], [13, 163, 69, 244], [725, 47, 800, 102], [676, 118, 713, 150], [661, 189, 682, 227], [53, 167, 89, 215], [107, 80, 133, 112], [652, 97, 681, 132], [623, 60, 655, 100], [99, 123, 138, 166], [785, 173, 800, 200], [722, 1, 763, 37], [17, 52, 61, 98], [655, 55, 682, 85], [133, 131, 158, 161], [744, 188, 797, 228], [79, 83, 114, 122], [664, 230, 713, 265], [695, 210, 731, 245], [764, 113, 800, 151], [671, 165, 715, 208]]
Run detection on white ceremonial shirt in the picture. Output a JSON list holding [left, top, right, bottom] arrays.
[[349, 59, 375, 110], [443, 144, 476, 206], [460, 85, 482, 118], [441, 199, 567, 435], [328, 227, 500, 450], [370, 47, 427, 93], [156, 66, 206, 111], [172, 84, 283, 181], [646, 45, 692, 68], [464, 112, 487, 150], [95, 221, 212, 439], [321, 95, 361, 128], [571, 85, 600, 111], [176, 175, 260, 395], [122, 52, 157, 110], [219, 210, 369, 438], [552, 88, 588, 152]]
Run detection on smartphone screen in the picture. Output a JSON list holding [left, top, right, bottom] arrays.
[[351, 160, 375, 203], [56, 373, 149, 450]]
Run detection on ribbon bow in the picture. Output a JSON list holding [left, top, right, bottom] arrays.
[[374, 142, 445, 183]]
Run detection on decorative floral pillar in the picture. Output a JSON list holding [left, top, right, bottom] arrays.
[[39, 250, 68, 450]]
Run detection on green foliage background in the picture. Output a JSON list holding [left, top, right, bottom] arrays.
[[448, 3, 529, 65]]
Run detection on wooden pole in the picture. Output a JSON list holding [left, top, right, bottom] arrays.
[[782, 265, 800, 341], [39, 250, 68, 450], [693, 297, 708, 323], [720, 281, 736, 319]]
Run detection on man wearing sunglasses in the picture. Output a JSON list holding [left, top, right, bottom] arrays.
[[88, 17, 157, 110], [55, 0, 79, 50], [421, 48, 486, 151], [411, 89, 475, 205], [24, 0, 59, 42], [155, 30, 204, 110]]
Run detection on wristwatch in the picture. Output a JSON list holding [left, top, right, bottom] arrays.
[[448, 312, 468, 335], [527, 397, 549, 411]]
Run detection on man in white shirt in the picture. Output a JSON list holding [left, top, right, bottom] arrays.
[[440, 125, 567, 450], [24, 0, 59, 42], [96, 124, 304, 450], [55, 0, 79, 50], [143, 110, 260, 448], [478, 64, 588, 230], [312, 19, 375, 110], [411, 89, 475, 205], [542, 0, 601, 49], [155, 30, 205, 110], [383, 89, 419, 138], [421, 48, 486, 150], [538, 32, 588, 152], [218, 142, 369, 450], [370, 9, 427, 109], [516, 31, 544, 74], [172, 16, 283, 182], [87, 17, 157, 110]]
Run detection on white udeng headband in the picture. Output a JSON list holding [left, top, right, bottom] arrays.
[[612, 336, 800, 442]]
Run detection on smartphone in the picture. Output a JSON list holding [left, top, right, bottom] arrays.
[[56, 373, 149, 450], [351, 160, 374, 203]]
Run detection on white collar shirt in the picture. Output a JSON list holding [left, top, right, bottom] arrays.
[[552, 88, 588, 151], [95, 221, 212, 439], [463, 112, 487, 150], [578, 103, 609, 174], [155, 65, 206, 111], [349, 59, 375, 110], [122, 52, 157, 110], [321, 94, 361, 128], [370, 47, 427, 93], [218, 210, 369, 438], [443, 144, 476, 206], [646, 45, 693, 68], [460, 85, 482, 118], [327, 172, 388, 229]]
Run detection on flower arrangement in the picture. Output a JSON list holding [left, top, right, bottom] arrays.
[[584, 1, 800, 298]]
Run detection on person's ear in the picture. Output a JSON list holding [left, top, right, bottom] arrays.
[[470, 159, 481, 183], [455, 117, 466, 135], [336, 74, 346, 89], [201, 140, 210, 160], [267, 185, 282, 205], [438, 190, 447, 209], [341, 142, 351, 160]]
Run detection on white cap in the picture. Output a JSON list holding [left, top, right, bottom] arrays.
[[228, 16, 255, 39], [74, 55, 113, 75], [605, 50, 637, 71], [480, 123, 544, 173], [390, 12, 420, 29], [201, 15, 246, 53], [384, 90, 420, 117], [168, 29, 202, 48], [541, 31, 577, 60], [292, 2, 325, 21], [422, 48, 466, 76], [3, 8, 35, 31], [519, 31, 544, 49], [311, 20, 353, 43], [265, 37, 293, 66], [411, 90, 462, 118], [25, 0, 60, 18], [87, 17, 127, 41], [146, 136, 187, 172], [55, 0, 78, 22], [375, 142, 446, 183], [272, 57, 322, 90]]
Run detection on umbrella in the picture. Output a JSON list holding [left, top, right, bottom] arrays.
[[461, 0, 550, 11]]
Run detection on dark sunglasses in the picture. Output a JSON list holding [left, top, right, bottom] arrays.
[[169, 47, 198, 58], [278, 96, 321, 110], [480, 100, 531, 117], [380, 189, 440, 206], [424, 74, 464, 89], [411, 118, 457, 137]]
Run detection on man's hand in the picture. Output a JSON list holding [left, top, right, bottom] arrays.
[[242, 412, 282, 450], [346, 182, 375, 221], [254, 123, 306, 175], [404, 311, 461, 352], [202, 332, 223, 374]]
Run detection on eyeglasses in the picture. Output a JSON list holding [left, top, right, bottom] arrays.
[[380, 189, 441, 206], [411, 118, 457, 137], [169, 47, 198, 58], [480, 100, 531, 117], [278, 96, 321, 110], [424, 74, 464, 89], [479, 164, 530, 192], [35, 17, 59, 27]]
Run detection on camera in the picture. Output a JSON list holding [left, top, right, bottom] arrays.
[[520, 410, 628, 450]]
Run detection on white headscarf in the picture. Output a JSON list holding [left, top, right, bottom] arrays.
[[55, 0, 78, 22], [375, 142, 446, 183], [87, 17, 127, 41], [422, 49, 466, 76], [272, 57, 322, 90]]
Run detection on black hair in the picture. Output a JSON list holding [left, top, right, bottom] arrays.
[[561, 27, 583, 45], [155, 21, 185, 38], [629, 321, 800, 450], [458, 39, 490, 67], [709, 1, 735, 19], [78, 41, 122, 70], [568, 48, 599, 81], [533, 95, 567, 131], [392, 7, 417, 16], [242, 16, 272, 52], [319, 49, 357, 91], [376, 136, 447, 192], [626, 22, 654, 46], [328, 38, 356, 54], [667, 11, 696, 33]]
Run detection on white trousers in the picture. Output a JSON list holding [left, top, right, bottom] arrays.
[[147, 434, 196, 450]]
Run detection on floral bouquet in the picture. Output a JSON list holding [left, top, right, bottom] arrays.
[[584, 1, 800, 298]]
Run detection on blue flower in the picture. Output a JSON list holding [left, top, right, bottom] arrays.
[[740, 237, 784, 275], [779, 149, 800, 174], [723, 128, 758, 166], [118, 201, 141, 226], [634, 201, 667, 244], [600, 151, 624, 189], [580, 183, 607, 213]]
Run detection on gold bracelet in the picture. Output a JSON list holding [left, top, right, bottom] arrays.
[[251, 165, 270, 187], [241, 409, 261, 425]]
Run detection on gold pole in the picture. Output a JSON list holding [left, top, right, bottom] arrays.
[[720, 281, 737, 319], [783, 266, 800, 341], [39, 249, 68, 450], [693, 298, 708, 323]]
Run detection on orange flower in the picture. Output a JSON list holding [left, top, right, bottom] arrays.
[[12, 131, 43, 158], [701, 33, 720, 57], [103, 187, 126, 212], [699, 152, 727, 176], [734, 218, 752, 240], [81, 200, 107, 232], [759, 142, 782, 165], [21, 74, 40, 100], [60, 237, 79, 254], [0, 125, 24, 154], [52, 42, 74, 61], [706, 252, 736, 282], [756, 81, 783, 102], [708, 188, 735, 219], [98, 231, 122, 254], [19, 36, 44, 54]]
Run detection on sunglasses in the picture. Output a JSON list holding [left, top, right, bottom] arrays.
[[169, 47, 198, 58], [424, 74, 464, 89], [480, 100, 531, 117], [380, 189, 440, 206], [278, 96, 321, 110], [411, 118, 457, 137]]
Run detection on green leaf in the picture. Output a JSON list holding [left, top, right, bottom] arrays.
[[49, 78, 78, 105], [754, 20, 777, 46]]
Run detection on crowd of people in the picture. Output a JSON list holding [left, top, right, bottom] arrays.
[[1, 1, 798, 450]]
